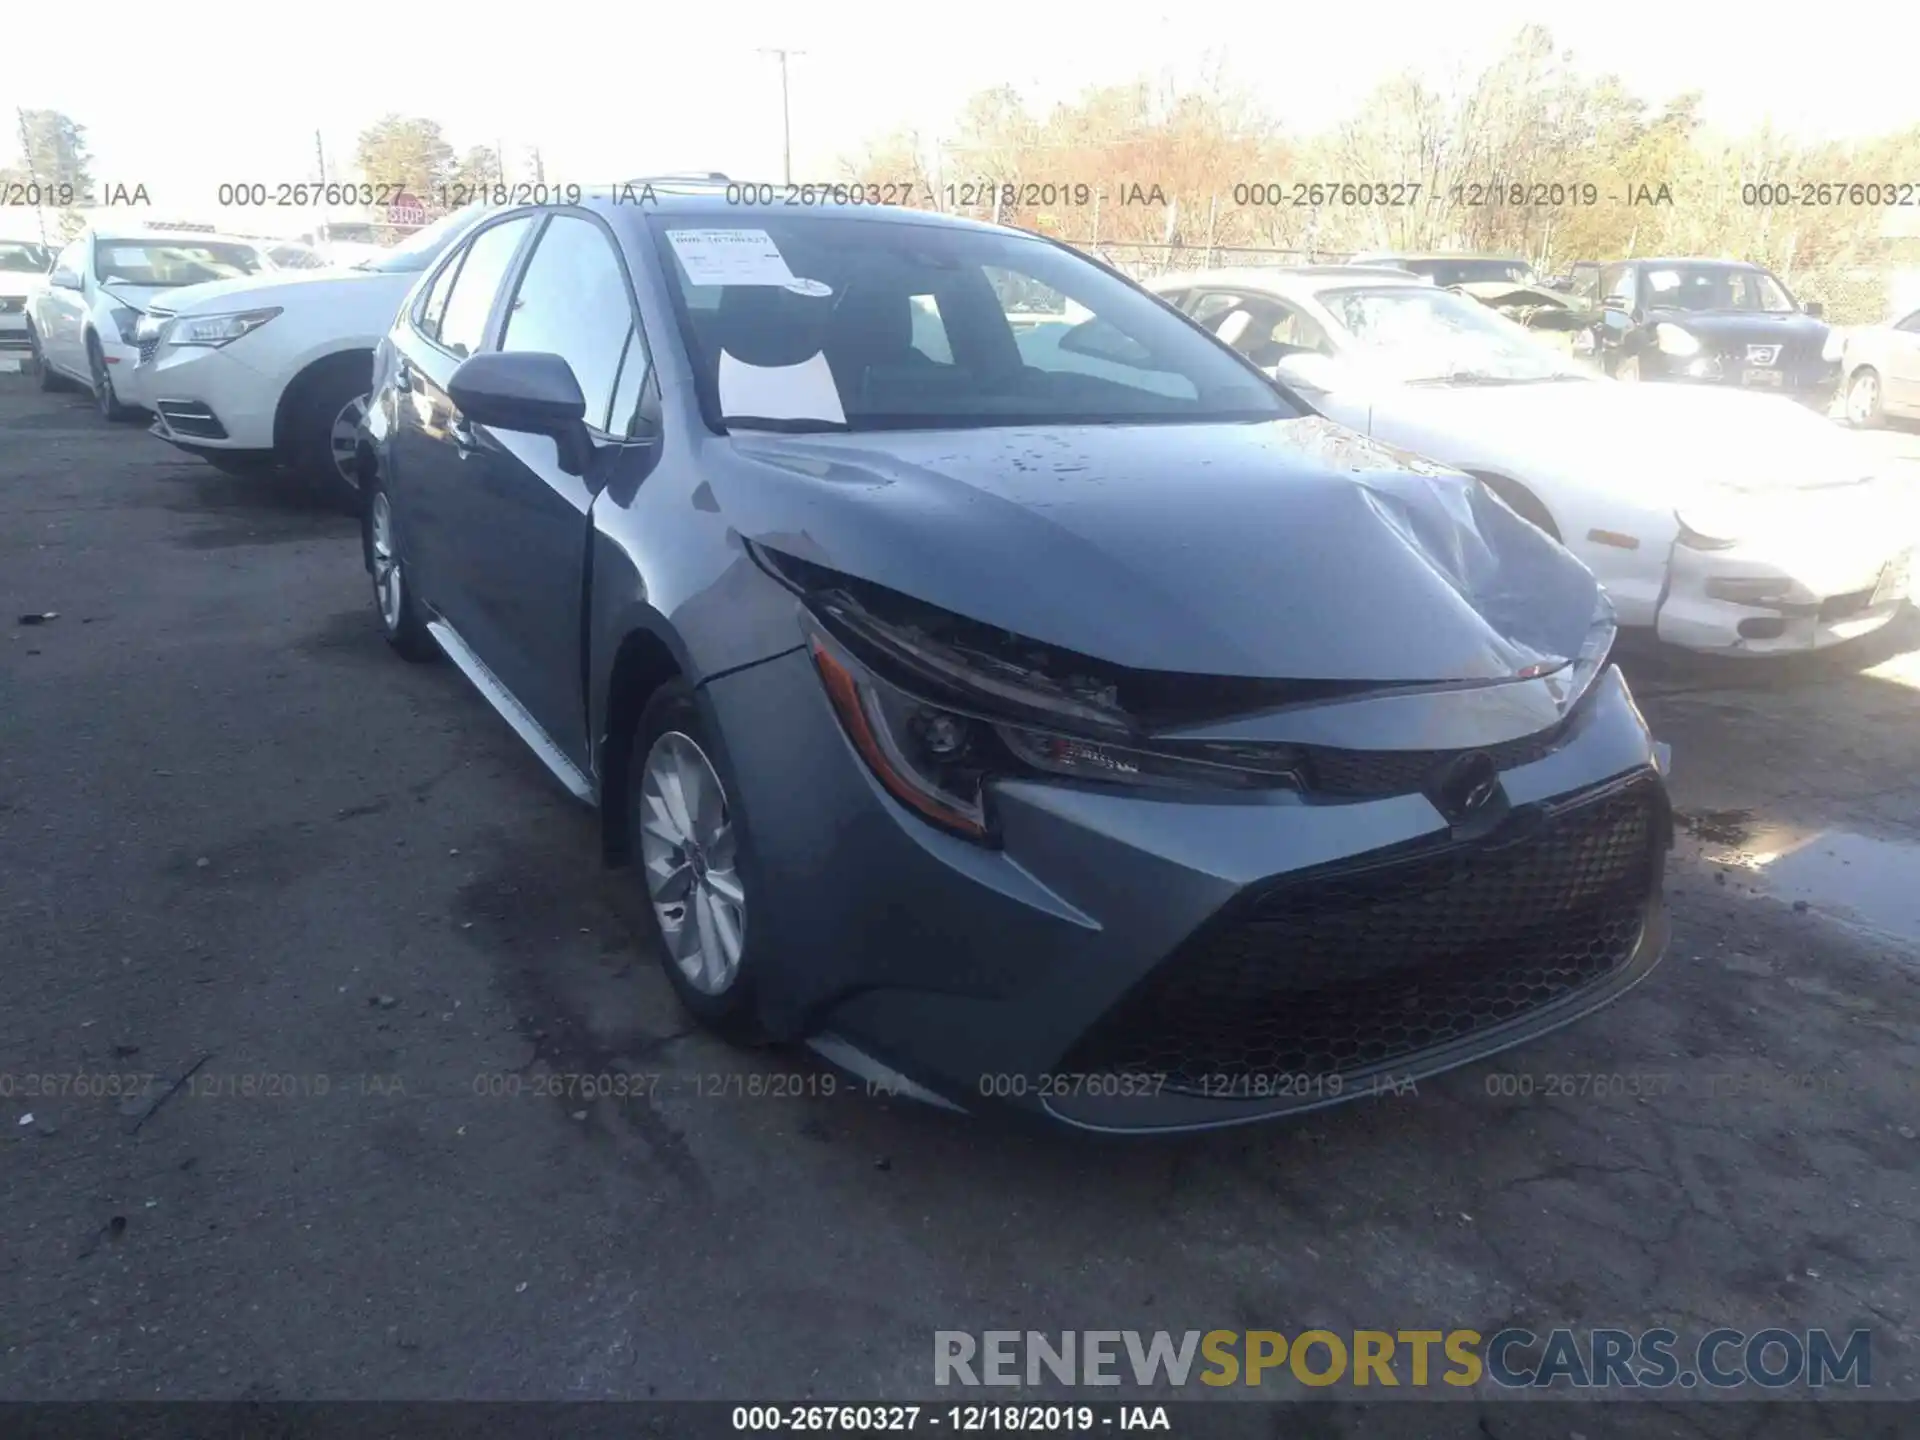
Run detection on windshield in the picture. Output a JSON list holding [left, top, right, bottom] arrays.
[[652, 216, 1293, 432], [0, 241, 54, 274], [1399, 258, 1537, 287], [355, 208, 486, 273], [1644, 265, 1795, 314], [1313, 284, 1590, 384], [94, 240, 267, 287]]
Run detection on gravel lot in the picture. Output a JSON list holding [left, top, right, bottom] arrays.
[[3, 373, 1918, 1434]]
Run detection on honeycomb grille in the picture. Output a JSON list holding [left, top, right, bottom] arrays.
[[1304, 721, 1570, 799], [1064, 773, 1663, 1092]]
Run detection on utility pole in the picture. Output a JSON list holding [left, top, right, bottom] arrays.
[[314, 129, 327, 183], [757, 48, 805, 185], [16, 108, 50, 246]]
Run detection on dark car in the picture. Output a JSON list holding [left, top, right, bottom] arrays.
[[356, 190, 1673, 1133], [1584, 258, 1841, 407]]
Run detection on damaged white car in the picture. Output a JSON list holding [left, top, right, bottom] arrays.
[[1148, 267, 1914, 656]]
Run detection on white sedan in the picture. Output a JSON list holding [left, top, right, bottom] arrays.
[[1146, 266, 1914, 656]]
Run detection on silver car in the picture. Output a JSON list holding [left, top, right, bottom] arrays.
[[1840, 303, 1920, 427]]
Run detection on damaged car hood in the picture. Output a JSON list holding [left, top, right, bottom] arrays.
[[1450, 281, 1600, 330], [723, 416, 1601, 684]]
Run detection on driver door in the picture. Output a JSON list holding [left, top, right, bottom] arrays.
[[40, 238, 88, 374], [1886, 309, 1920, 415]]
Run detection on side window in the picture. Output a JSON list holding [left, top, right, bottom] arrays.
[[436, 215, 534, 360], [413, 251, 464, 344], [1155, 287, 1190, 312], [1188, 292, 1242, 327], [1895, 309, 1920, 335], [605, 326, 651, 438], [52, 240, 84, 280], [1600, 264, 1635, 309], [500, 215, 640, 433], [908, 294, 953, 363]]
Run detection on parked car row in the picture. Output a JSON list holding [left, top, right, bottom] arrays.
[[1150, 264, 1912, 656], [1357, 251, 1856, 406], [10, 190, 1911, 1132]]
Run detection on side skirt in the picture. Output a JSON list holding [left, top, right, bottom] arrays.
[[427, 618, 595, 805]]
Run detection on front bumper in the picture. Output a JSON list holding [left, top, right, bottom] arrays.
[[1657, 537, 1910, 654], [0, 307, 28, 348], [131, 341, 279, 450], [703, 650, 1672, 1134], [1643, 352, 1840, 407]]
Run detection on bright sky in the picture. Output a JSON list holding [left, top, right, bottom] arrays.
[[8, 0, 1917, 227]]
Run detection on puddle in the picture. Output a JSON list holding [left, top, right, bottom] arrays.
[[1732, 829, 1920, 946]]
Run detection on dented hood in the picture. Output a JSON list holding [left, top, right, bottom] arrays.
[[723, 416, 1601, 684], [1451, 281, 1599, 329]]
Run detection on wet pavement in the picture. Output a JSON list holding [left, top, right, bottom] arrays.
[[3, 376, 1919, 1432]]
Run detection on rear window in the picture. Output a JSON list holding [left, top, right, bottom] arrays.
[[649, 214, 1293, 434]]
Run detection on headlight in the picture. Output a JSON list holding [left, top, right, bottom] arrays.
[[1654, 323, 1700, 357], [796, 603, 1303, 845], [1821, 330, 1845, 362], [134, 312, 169, 344], [109, 306, 142, 345], [167, 307, 283, 348], [1673, 489, 1749, 550]]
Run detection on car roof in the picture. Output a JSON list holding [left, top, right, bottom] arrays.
[[1146, 266, 1428, 296], [576, 186, 1017, 237], [1616, 256, 1764, 269], [1351, 251, 1529, 262], [88, 227, 270, 247]]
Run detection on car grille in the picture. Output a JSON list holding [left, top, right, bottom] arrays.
[[137, 337, 161, 364], [1304, 721, 1570, 799], [1061, 771, 1665, 1093]]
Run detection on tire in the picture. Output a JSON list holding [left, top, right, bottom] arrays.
[[629, 681, 764, 1043], [363, 476, 436, 662], [87, 334, 138, 421], [286, 355, 374, 513], [1845, 367, 1885, 429], [27, 323, 66, 392]]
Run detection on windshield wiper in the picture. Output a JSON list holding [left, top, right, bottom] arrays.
[[726, 416, 849, 434], [1409, 370, 1535, 387]]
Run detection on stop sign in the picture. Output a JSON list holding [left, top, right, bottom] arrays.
[[386, 191, 428, 228]]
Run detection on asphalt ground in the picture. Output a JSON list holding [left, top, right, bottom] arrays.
[[2, 372, 1918, 1436]]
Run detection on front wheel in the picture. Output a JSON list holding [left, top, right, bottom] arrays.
[[1845, 368, 1885, 429], [27, 323, 67, 392], [87, 336, 138, 421], [288, 356, 373, 513], [364, 479, 435, 661], [631, 682, 764, 1043]]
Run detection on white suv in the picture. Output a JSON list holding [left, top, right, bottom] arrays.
[[1, 237, 56, 355], [124, 206, 495, 508], [26, 227, 278, 421]]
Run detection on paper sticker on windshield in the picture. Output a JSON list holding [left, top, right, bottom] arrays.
[[666, 229, 796, 287], [718, 351, 847, 426], [783, 277, 832, 297]]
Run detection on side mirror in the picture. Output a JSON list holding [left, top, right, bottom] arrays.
[[1803, 301, 1825, 319], [1272, 351, 1342, 393], [448, 351, 596, 477], [51, 270, 83, 292]]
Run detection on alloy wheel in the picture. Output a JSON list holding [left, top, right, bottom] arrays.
[[369, 491, 403, 631], [638, 731, 745, 995], [1848, 372, 1879, 426], [91, 348, 115, 417], [331, 394, 370, 489]]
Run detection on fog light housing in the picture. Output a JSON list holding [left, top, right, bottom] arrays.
[[1707, 576, 1794, 604]]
